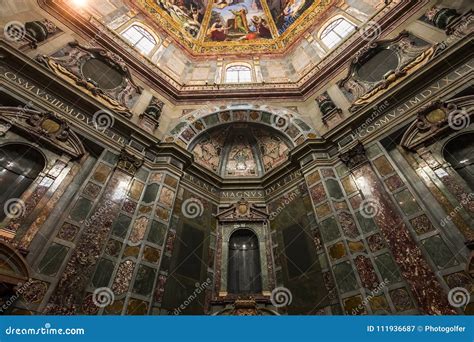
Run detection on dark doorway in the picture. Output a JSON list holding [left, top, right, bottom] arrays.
[[227, 229, 262, 294], [0, 144, 45, 221], [443, 133, 474, 191]]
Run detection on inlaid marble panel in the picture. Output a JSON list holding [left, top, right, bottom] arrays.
[[352, 164, 455, 314]]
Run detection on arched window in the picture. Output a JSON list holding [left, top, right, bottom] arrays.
[[121, 25, 157, 55], [227, 229, 262, 294], [320, 18, 356, 49], [225, 65, 252, 84], [0, 144, 45, 221]]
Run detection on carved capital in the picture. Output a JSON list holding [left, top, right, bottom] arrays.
[[116, 149, 144, 175], [339, 142, 368, 169]]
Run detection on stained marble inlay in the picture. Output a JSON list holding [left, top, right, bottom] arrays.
[[46, 169, 131, 314], [352, 163, 456, 314], [129, 216, 149, 244], [310, 183, 327, 205], [112, 260, 135, 295]]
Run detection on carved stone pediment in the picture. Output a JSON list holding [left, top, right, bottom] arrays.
[[216, 199, 268, 222], [339, 32, 436, 112], [401, 96, 474, 150], [0, 106, 85, 158], [36, 41, 141, 117]]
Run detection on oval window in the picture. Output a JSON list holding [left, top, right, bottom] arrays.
[[356, 49, 399, 83], [81, 58, 124, 90]]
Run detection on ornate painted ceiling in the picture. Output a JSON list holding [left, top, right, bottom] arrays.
[[134, 0, 335, 55]]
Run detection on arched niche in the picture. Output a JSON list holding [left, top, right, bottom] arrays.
[[0, 143, 46, 221], [443, 133, 474, 191], [227, 229, 262, 294], [164, 105, 319, 150]]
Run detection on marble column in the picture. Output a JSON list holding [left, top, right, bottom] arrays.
[[341, 143, 456, 315], [45, 149, 143, 314]]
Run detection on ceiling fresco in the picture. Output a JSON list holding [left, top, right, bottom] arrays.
[[135, 0, 335, 55]]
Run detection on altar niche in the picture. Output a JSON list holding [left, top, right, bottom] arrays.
[[227, 229, 262, 294], [215, 199, 273, 297]]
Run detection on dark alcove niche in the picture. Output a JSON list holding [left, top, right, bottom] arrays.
[[227, 229, 262, 294], [0, 143, 45, 221], [443, 133, 474, 191]]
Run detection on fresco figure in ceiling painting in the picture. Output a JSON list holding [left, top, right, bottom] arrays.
[[207, 19, 229, 41], [207, 0, 273, 41], [230, 7, 250, 33], [268, 0, 314, 34], [155, 0, 206, 37]]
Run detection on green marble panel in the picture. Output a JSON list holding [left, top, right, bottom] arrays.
[[142, 183, 160, 203], [147, 220, 167, 246], [92, 258, 114, 288], [422, 235, 458, 269], [325, 179, 344, 200], [133, 264, 156, 296], [355, 212, 378, 234], [38, 243, 69, 276], [375, 253, 402, 283], [102, 151, 118, 165], [333, 261, 358, 293], [320, 217, 341, 243], [394, 189, 421, 216], [69, 197, 93, 223], [112, 214, 132, 238]]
